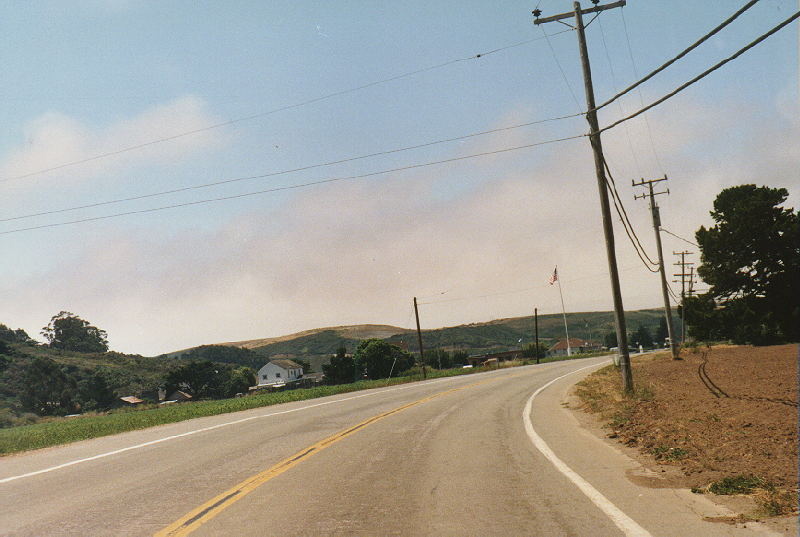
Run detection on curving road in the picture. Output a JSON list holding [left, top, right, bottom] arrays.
[[0, 357, 783, 536]]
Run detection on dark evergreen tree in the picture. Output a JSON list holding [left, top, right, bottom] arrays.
[[78, 370, 118, 411], [20, 357, 78, 416], [353, 339, 414, 380], [322, 346, 355, 384], [694, 185, 799, 344], [164, 360, 231, 399]]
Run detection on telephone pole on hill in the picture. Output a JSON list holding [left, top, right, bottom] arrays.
[[633, 176, 679, 359], [534, 0, 633, 393], [673, 251, 694, 344]]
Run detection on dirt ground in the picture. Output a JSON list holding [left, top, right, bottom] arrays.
[[573, 344, 798, 525]]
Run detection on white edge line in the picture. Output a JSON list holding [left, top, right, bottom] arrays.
[[1, 369, 498, 484], [522, 361, 653, 537]]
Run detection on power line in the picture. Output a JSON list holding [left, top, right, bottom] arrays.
[[0, 112, 584, 223], [602, 158, 660, 272], [660, 227, 699, 248], [595, 0, 761, 112], [619, 8, 664, 175], [0, 30, 572, 186], [0, 134, 586, 236], [597, 12, 643, 178], [539, 26, 583, 113], [599, 8, 800, 134], [667, 284, 681, 302]]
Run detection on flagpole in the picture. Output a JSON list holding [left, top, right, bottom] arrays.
[[556, 268, 571, 356]]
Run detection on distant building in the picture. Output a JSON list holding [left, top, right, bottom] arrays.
[[547, 338, 601, 357], [466, 350, 523, 367], [165, 390, 192, 402], [257, 359, 304, 385]]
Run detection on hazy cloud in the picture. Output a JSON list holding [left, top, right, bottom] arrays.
[[2, 95, 797, 355], [1, 96, 224, 187]]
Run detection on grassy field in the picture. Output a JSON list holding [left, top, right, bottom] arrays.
[[0, 352, 607, 455]]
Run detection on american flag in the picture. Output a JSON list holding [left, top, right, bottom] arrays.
[[548, 267, 558, 285]]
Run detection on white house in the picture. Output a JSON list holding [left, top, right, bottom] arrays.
[[257, 359, 304, 385]]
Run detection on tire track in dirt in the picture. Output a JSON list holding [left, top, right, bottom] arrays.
[[697, 350, 798, 407]]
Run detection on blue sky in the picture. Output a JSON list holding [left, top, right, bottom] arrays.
[[0, 1, 797, 355]]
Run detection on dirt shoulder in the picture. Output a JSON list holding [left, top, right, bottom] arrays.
[[571, 344, 798, 530]]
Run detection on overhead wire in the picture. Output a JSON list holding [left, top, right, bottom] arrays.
[[602, 158, 660, 273], [539, 26, 583, 113], [595, 0, 761, 112], [619, 8, 665, 175], [667, 284, 682, 303], [0, 133, 586, 236], [597, 12, 644, 178], [598, 8, 800, 134], [660, 227, 699, 248], [0, 30, 573, 186], [0, 111, 585, 223]]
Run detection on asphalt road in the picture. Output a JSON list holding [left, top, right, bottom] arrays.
[[0, 357, 784, 536]]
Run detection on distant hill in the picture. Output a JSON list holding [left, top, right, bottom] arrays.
[[169, 309, 675, 372]]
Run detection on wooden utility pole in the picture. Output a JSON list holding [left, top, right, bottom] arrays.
[[413, 297, 427, 379], [673, 251, 694, 344], [535, 0, 633, 393], [633, 176, 679, 359], [534, 307, 540, 364]]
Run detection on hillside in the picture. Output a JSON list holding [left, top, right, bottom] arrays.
[[0, 342, 175, 422], [174, 308, 676, 372]]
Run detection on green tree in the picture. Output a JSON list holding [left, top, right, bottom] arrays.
[[225, 366, 256, 395], [423, 348, 453, 369], [522, 342, 547, 359], [41, 311, 108, 353], [451, 350, 469, 365], [353, 339, 414, 380], [180, 345, 261, 369], [295, 359, 312, 374], [633, 325, 654, 349], [164, 360, 230, 399], [78, 370, 118, 411], [0, 324, 32, 344], [323, 346, 355, 384], [654, 318, 668, 346], [604, 331, 617, 348], [694, 185, 800, 344], [20, 357, 78, 416]]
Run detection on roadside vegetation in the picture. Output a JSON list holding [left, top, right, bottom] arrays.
[[0, 353, 593, 455]]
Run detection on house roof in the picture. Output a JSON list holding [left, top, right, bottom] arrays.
[[549, 338, 597, 351], [268, 359, 303, 370], [167, 390, 192, 401], [119, 396, 144, 404]]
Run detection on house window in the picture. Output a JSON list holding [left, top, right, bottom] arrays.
[[276, 373, 281, 378]]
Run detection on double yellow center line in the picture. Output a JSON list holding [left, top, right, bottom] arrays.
[[156, 375, 502, 536]]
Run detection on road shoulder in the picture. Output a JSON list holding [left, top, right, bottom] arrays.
[[527, 362, 790, 537]]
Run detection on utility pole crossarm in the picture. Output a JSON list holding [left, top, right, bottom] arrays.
[[535, 0, 633, 392], [533, 0, 626, 25], [633, 175, 679, 359]]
